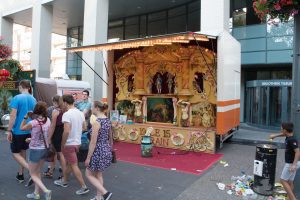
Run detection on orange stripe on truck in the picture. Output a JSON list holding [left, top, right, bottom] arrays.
[[217, 99, 240, 107], [217, 108, 240, 135]]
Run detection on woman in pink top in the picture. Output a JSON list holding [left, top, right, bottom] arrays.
[[20, 101, 52, 200]]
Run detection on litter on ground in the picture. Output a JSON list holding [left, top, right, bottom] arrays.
[[215, 174, 287, 199]]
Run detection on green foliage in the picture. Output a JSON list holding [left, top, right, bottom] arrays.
[[0, 59, 22, 80]]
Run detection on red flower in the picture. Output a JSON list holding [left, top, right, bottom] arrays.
[[274, 3, 281, 10], [286, 0, 293, 5], [0, 44, 12, 59], [280, 0, 287, 5], [253, 0, 300, 21]]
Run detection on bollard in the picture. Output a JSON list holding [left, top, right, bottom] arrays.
[[141, 135, 152, 157], [253, 144, 277, 196]]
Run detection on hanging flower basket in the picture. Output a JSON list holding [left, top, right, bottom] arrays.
[[0, 44, 12, 59], [253, 0, 300, 22], [0, 38, 23, 80], [0, 68, 10, 81], [0, 59, 23, 80]]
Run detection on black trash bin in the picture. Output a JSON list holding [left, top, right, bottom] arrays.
[[253, 144, 277, 196]]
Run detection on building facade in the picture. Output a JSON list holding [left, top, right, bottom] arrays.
[[3, 0, 292, 129], [3, 0, 291, 128], [0, 0, 230, 101], [231, 0, 293, 128]]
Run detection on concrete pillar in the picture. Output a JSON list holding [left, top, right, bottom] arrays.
[[201, 0, 230, 34], [0, 14, 13, 50], [291, 14, 300, 197], [82, 0, 109, 101], [31, 2, 53, 78]]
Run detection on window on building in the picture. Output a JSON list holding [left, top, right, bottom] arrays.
[[125, 17, 139, 39], [139, 15, 147, 38], [187, 0, 200, 31], [233, 8, 247, 27], [231, 0, 261, 26], [107, 0, 200, 39], [168, 5, 186, 33], [66, 27, 83, 80], [67, 1, 201, 79], [108, 20, 124, 40], [148, 11, 167, 36]]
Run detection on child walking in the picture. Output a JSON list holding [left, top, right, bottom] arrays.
[[20, 101, 52, 200], [269, 122, 300, 200]]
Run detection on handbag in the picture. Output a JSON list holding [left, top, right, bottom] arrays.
[[38, 121, 56, 162], [112, 150, 117, 163]]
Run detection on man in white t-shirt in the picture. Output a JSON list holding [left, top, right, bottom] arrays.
[[54, 94, 89, 195]]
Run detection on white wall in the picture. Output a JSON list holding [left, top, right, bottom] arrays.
[[0, 0, 54, 14], [217, 31, 241, 102], [201, 0, 230, 35], [0, 0, 36, 14]]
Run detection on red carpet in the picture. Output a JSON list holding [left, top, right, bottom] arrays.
[[113, 142, 223, 175]]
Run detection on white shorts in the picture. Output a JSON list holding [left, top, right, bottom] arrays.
[[280, 162, 300, 181]]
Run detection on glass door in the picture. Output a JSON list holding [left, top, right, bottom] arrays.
[[269, 87, 282, 126], [245, 81, 292, 128], [260, 87, 268, 126], [251, 87, 260, 124], [246, 87, 265, 125]]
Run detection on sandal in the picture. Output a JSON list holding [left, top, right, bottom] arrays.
[[43, 167, 55, 173], [43, 170, 53, 178]]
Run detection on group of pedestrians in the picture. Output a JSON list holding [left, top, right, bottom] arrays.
[[7, 80, 113, 200]]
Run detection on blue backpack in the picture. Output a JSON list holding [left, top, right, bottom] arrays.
[[80, 132, 90, 150]]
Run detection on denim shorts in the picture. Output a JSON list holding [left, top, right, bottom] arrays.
[[29, 149, 47, 163], [280, 162, 300, 181]]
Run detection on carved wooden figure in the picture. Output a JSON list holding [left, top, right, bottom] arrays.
[[155, 74, 163, 94], [131, 99, 143, 123], [177, 100, 190, 127]]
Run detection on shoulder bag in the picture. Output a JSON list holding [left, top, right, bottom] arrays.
[[38, 121, 56, 162]]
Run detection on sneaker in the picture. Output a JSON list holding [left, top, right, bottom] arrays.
[[103, 192, 112, 200], [90, 197, 104, 200], [54, 179, 68, 187], [16, 173, 24, 183], [57, 175, 63, 180], [26, 192, 40, 199], [25, 177, 34, 187], [75, 187, 89, 195], [44, 190, 52, 200]]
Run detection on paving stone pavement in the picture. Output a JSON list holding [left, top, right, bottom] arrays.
[[0, 129, 293, 200]]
